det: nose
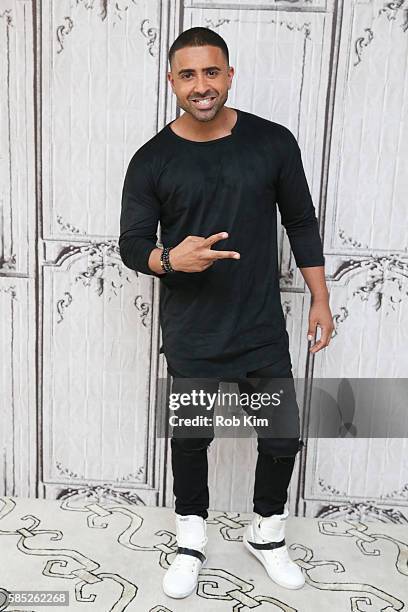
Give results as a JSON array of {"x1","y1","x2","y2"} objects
[{"x1": 193, "y1": 74, "x2": 213, "y2": 96}]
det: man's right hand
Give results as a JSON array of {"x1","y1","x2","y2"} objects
[{"x1": 169, "y1": 232, "x2": 240, "y2": 272}]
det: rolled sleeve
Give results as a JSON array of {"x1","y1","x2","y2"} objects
[
  {"x1": 276, "y1": 130, "x2": 325, "y2": 268},
  {"x1": 119, "y1": 152, "x2": 162, "y2": 277}
]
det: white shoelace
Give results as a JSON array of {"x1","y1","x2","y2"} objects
[{"x1": 172, "y1": 553, "x2": 201, "y2": 574}]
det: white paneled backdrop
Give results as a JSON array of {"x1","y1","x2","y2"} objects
[{"x1": 1, "y1": 0, "x2": 407, "y2": 522}]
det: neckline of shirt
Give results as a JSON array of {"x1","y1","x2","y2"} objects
[{"x1": 165, "y1": 108, "x2": 242, "y2": 145}]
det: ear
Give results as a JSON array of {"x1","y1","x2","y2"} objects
[
  {"x1": 227, "y1": 66, "x2": 235, "y2": 88},
  {"x1": 167, "y1": 72, "x2": 175, "y2": 91}
]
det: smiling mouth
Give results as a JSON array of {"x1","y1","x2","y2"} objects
[{"x1": 190, "y1": 96, "x2": 217, "y2": 109}]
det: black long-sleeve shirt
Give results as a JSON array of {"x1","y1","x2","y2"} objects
[{"x1": 119, "y1": 108, "x2": 325, "y2": 377}]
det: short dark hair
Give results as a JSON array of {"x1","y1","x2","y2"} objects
[{"x1": 168, "y1": 27, "x2": 229, "y2": 68}]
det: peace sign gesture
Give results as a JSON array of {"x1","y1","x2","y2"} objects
[{"x1": 169, "y1": 232, "x2": 240, "y2": 272}]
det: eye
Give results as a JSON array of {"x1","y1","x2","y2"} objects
[{"x1": 208, "y1": 70, "x2": 218, "y2": 76}]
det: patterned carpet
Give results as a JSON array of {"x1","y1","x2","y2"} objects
[{"x1": 0, "y1": 495, "x2": 407, "y2": 611}]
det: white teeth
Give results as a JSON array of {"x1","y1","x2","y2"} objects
[{"x1": 193, "y1": 97, "x2": 214, "y2": 106}]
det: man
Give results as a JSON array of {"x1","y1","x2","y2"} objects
[{"x1": 119, "y1": 27, "x2": 333, "y2": 598}]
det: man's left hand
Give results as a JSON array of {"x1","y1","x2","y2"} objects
[{"x1": 307, "y1": 297, "x2": 334, "y2": 353}]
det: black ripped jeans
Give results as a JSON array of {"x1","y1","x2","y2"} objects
[{"x1": 168, "y1": 354, "x2": 304, "y2": 520}]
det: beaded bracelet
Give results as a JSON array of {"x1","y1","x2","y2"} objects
[{"x1": 160, "y1": 247, "x2": 175, "y2": 273}]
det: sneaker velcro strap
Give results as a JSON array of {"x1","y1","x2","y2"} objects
[
  {"x1": 177, "y1": 546, "x2": 206, "y2": 563},
  {"x1": 247, "y1": 538, "x2": 285, "y2": 550}
]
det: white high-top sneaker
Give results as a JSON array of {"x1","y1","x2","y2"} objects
[
  {"x1": 243, "y1": 508, "x2": 305, "y2": 589},
  {"x1": 162, "y1": 514, "x2": 208, "y2": 598}
]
